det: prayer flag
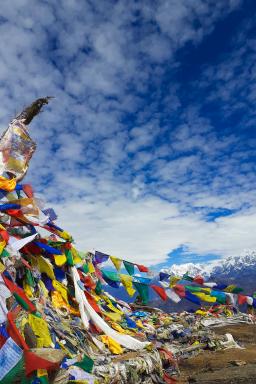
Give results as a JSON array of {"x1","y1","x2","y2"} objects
[
  {"x1": 120, "y1": 274, "x2": 136, "y2": 297},
  {"x1": 151, "y1": 285, "x2": 167, "y2": 301},
  {"x1": 193, "y1": 275, "x2": 204, "y2": 285},
  {"x1": 74, "y1": 354, "x2": 94, "y2": 373},
  {"x1": 94, "y1": 251, "x2": 109, "y2": 264},
  {"x1": 133, "y1": 282, "x2": 149, "y2": 304},
  {"x1": 185, "y1": 291, "x2": 201, "y2": 305},
  {"x1": 159, "y1": 272, "x2": 170, "y2": 281},
  {"x1": 110, "y1": 256, "x2": 122, "y2": 271},
  {"x1": 165, "y1": 288, "x2": 181, "y2": 303},
  {"x1": 123, "y1": 261, "x2": 134, "y2": 275},
  {"x1": 136, "y1": 264, "x2": 149, "y2": 273}
]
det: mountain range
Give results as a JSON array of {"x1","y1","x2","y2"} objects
[
  {"x1": 151, "y1": 250, "x2": 256, "y2": 311},
  {"x1": 161, "y1": 250, "x2": 256, "y2": 295}
]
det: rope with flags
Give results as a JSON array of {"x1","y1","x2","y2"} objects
[{"x1": 92, "y1": 250, "x2": 256, "y2": 308}]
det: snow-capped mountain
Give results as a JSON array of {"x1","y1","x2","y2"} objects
[
  {"x1": 149, "y1": 250, "x2": 256, "y2": 312},
  {"x1": 211, "y1": 251, "x2": 256, "y2": 276},
  {"x1": 161, "y1": 250, "x2": 256, "y2": 294},
  {"x1": 162, "y1": 262, "x2": 211, "y2": 279}
]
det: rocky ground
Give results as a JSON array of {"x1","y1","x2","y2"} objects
[{"x1": 178, "y1": 324, "x2": 256, "y2": 384}]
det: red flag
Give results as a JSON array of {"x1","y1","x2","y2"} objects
[
  {"x1": 84, "y1": 290, "x2": 101, "y2": 314},
  {"x1": 151, "y1": 285, "x2": 168, "y2": 301},
  {"x1": 0, "y1": 229, "x2": 9, "y2": 242},
  {"x1": 136, "y1": 264, "x2": 149, "y2": 273},
  {"x1": 193, "y1": 275, "x2": 204, "y2": 285},
  {"x1": 83, "y1": 275, "x2": 96, "y2": 289},
  {"x1": 173, "y1": 284, "x2": 186, "y2": 297},
  {"x1": 238, "y1": 294, "x2": 247, "y2": 305},
  {"x1": 23, "y1": 242, "x2": 41, "y2": 254},
  {"x1": 64, "y1": 242, "x2": 72, "y2": 249},
  {"x1": 24, "y1": 350, "x2": 60, "y2": 376},
  {"x1": 78, "y1": 270, "x2": 96, "y2": 289},
  {"x1": 5, "y1": 209, "x2": 22, "y2": 216}
]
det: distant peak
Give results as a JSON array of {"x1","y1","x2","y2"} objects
[{"x1": 162, "y1": 250, "x2": 256, "y2": 278}]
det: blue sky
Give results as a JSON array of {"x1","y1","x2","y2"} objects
[{"x1": 0, "y1": 0, "x2": 256, "y2": 268}]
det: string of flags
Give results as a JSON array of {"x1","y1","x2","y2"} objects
[
  {"x1": 93, "y1": 250, "x2": 256, "y2": 308},
  {"x1": 94, "y1": 250, "x2": 149, "y2": 274}
]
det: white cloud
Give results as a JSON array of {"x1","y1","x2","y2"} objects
[{"x1": 53, "y1": 194, "x2": 256, "y2": 266}]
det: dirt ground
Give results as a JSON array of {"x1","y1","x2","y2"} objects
[{"x1": 178, "y1": 324, "x2": 256, "y2": 384}]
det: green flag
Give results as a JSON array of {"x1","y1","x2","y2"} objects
[
  {"x1": 13, "y1": 292, "x2": 30, "y2": 311},
  {"x1": 232, "y1": 287, "x2": 243, "y2": 294},
  {"x1": 65, "y1": 249, "x2": 74, "y2": 266},
  {"x1": 102, "y1": 270, "x2": 120, "y2": 282},
  {"x1": 133, "y1": 282, "x2": 149, "y2": 304},
  {"x1": 123, "y1": 261, "x2": 134, "y2": 275},
  {"x1": 26, "y1": 269, "x2": 35, "y2": 287},
  {"x1": 185, "y1": 285, "x2": 202, "y2": 292},
  {"x1": 95, "y1": 279, "x2": 102, "y2": 295},
  {"x1": 182, "y1": 273, "x2": 193, "y2": 281},
  {"x1": 0, "y1": 248, "x2": 10, "y2": 258},
  {"x1": 83, "y1": 263, "x2": 89, "y2": 274},
  {"x1": 74, "y1": 354, "x2": 94, "y2": 373}
]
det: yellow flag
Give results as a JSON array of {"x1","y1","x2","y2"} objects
[
  {"x1": 91, "y1": 293, "x2": 101, "y2": 302},
  {"x1": 107, "y1": 302, "x2": 123, "y2": 314},
  {"x1": 136, "y1": 320, "x2": 144, "y2": 329},
  {"x1": 88, "y1": 261, "x2": 95, "y2": 273},
  {"x1": 224, "y1": 285, "x2": 236, "y2": 293},
  {"x1": 52, "y1": 280, "x2": 69, "y2": 303},
  {"x1": 58, "y1": 230, "x2": 72, "y2": 241},
  {"x1": 23, "y1": 282, "x2": 33, "y2": 297},
  {"x1": 0, "y1": 261, "x2": 5, "y2": 273},
  {"x1": 111, "y1": 322, "x2": 133, "y2": 335},
  {"x1": 0, "y1": 241, "x2": 6, "y2": 255},
  {"x1": 110, "y1": 256, "x2": 122, "y2": 271},
  {"x1": 38, "y1": 280, "x2": 49, "y2": 297},
  {"x1": 37, "y1": 369, "x2": 48, "y2": 378},
  {"x1": 0, "y1": 176, "x2": 16, "y2": 191},
  {"x1": 101, "y1": 335, "x2": 123, "y2": 354},
  {"x1": 194, "y1": 292, "x2": 216, "y2": 303},
  {"x1": 120, "y1": 274, "x2": 136, "y2": 297},
  {"x1": 28, "y1": 314, "x2": 53, "y2": 348},
  {"x1": 204, "y1": 295, "x2": 216, "y2": 303},
  {"x1": 54, "y1": 254, "x2": 67, "y2": 267},
  {"x1": 103, "y1": 311, "x2": 122, "y2": 322},
  {"x1": 71, "y1": 247, "x2": 82, "y2": 264},
  {"x1": 195, "y1": 309, "x2": 207, "y2": 316},
  {"x1": 37, "y1": 256, "x2": 55, "y2": 280},
  {"x1": 170, "y1": 276, "x2": 180, "y2": 288},
  {"x1": 201, "y1": 287, "x2": 211, "y2": 293}
]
